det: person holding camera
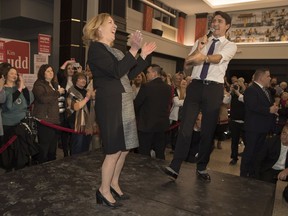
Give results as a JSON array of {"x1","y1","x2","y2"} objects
[
  {"x1": 228, "y1": 77, "x2": 246, "y2": 165},
  {"x1": 57, "y1": 59, "x2": 82, "y2": 92},
  {"x1": 57, "y1": 60, "x2": 83, "y2": 157}
]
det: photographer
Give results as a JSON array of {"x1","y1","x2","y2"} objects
[
  {"x1": 228, "y1": 77, "x2": 246, "y2": 165},
  {"x1": 57, "y1": 60, "x2": 82, "y2": 91}
]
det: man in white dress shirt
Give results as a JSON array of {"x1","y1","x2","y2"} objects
[{"x1": 162, "y1": 11, "x2": 237, "y2": 182}]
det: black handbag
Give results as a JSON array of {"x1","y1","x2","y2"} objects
[{"x1": 17, "y1": 111, "x2": 39, "y2": 164}]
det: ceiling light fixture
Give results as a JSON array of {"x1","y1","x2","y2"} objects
[
  {"x1": 140, "y1": 0, "x2": 176, "y2": 18},
  {"x1": 203, "y1": 0, "x2": 260, "y2": 8}
]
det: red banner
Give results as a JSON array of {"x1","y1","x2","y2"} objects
[
  {"x1": 0, "y1": 38, "x2": 30, "y2": 74},
  {"x1": 0, "y1": 40, "x2": 6, "y2": 62},
  {"x1": 38, "y1": 34, "x2": 51, "y2": 55}
]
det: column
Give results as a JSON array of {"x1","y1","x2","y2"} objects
[
  {"x1": 177, "y1": 12, "x2": 186, "y2": 44},
  {"x1": 59, "y1": 0, "x2": 87, "y2": 67},
  {"x1": 195, "y1": 13, "x2": 208, "y2": 42},
  {"x1": 142, "y1": 0, "x2": 153, "y2": 32}
]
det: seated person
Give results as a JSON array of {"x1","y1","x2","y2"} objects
[{"x1": 254, "y1": 123, "x2": 288, "y2": 184}]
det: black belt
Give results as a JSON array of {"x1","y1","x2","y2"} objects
[{"x1": 193, "y1": 79, "x2": 222, "y2": 85}]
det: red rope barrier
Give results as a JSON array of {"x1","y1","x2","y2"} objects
[
  {"x1": 38, "y1": 120, "x2": 84, "y2": 134},
  {"x1": 38, "y1": 118, "x2": 182, "y2": 135},
  {"x1": 167, "y1": 121, "x2": 181, "y2": 132},
  {"x1": 0, "y1": 119, "x2": 179, "y2": 154},
  {"x1": 37, "y1": 119, "x2": 98, "y2": 135},
  {"x1": 0, "y1": 135, "x2": 17, "y2": 154}
]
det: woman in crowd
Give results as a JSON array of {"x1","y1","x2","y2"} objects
[
  {"x1": 213, "y1": 87, "x2": 230, "y2": 149},
  {"x1": 0, "y1": 63, "x2": 8, "y2": 137},
  {"x1": 0, "y1": 63, "x2": 8, "y2": 169},
  {"x1": 131, "y1": 72, "x2": 146, "y2": 98},
  {"x1": 160, "y1": 70, "x2": 172, "y2": 86},
  {"x1": 66, "y1": 72, "x2": 96, "y2": 155},
  {"x1": 275, "y1": 91, "x2": 288, "y2": 134},
  {"x1": 82, "y1": 13, "x2": 156, "y2": 208},
  {"x1": 84, "y1": 64, "x2": 93, "y2": 91},
  {"x1": 57, "y1": 60, "x2": 79, "y2": 157},
  {"x1": 169, "y1": 79, "x2": 187, "y2": 152},
  {"x1": 1, "y1": 66, "x2": 34, "y2": 171},
  {"x1": 57, "y1": 59, "x2": 81, "y2": 91},
  {"x1": 32, "y1": 64, "x2": 65, "y2": 163},
  {"x1": 83, "y1": 64, "x2": 100, "y2": 151}
]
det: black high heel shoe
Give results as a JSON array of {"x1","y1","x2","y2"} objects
[
  {"x1": 96, "y1": 189, "x2": 123, "y2": 208},
  {"x1": 110, "y1": 187, "x2": 130, "y2": 200}
]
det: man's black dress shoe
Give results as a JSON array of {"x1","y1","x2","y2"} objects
[
  {"x1": 110, "y1": 187, "x2": 130, "y2": 200},
  {"x1": 161, "y1": 166, "x2": 178, "y2": 180},
  {"x1": 229, "y1": 159, "x2": 237, "y2": 165},
  {"x1": 196, "y1": 170, "x2": 211, "y2": 182},
  {"x1": 96, "y1": 189, "x2": 123, "y2": 208}
]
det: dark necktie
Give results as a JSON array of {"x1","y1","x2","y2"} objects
[
  {"x1": 200, "y1": 39, "x2": 219, "y2": 80},
  {"x1": 262, "y1": 87, "x2": 271, "y2": 102}
]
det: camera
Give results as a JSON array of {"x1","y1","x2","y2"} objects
[
  {"x1": 233, "y1": 84, "x2": 239, "y2": 90},
  {"x1": 73, "y1": 62, "x2": 80, "y2": 69}
]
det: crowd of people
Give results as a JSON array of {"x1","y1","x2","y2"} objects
[{"x1": 0, "y1": 11, "x2": 287, "y2": 208}]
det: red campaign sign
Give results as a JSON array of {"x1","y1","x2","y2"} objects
[
  {"x1": 38, "y1": 34, "x2": 51, "y2": 55},
  {"x1": 0, "y1": 38, "x2": 30, "y2": 74},
  {"x1": 0, "y1": 40, "x2": 6, "y2": 62}
]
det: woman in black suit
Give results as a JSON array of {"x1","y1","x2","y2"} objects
[{"x1": 82, "y1": 13, "x2": 156, "y2": 208}]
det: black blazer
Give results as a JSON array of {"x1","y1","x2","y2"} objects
[
  {"x1": 134, "y1": 77, "x2": 171, "y2": 132},
  {"x1": 254, "y1": 136, "x2": 288, "y2": 178},
  {"x1": 244, "y1": 82, "x2": 275, "y2": 133},
  {"x1": 87, "y1": 42, "x2": 148, "y2": 98}
]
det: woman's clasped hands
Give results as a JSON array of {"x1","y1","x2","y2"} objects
[
  {"x1": 130, "y1": 30, "x2": 143, "y2": 51},
  {"x1": 129, "y1": 30, "x2": 157, "y2": 59}
]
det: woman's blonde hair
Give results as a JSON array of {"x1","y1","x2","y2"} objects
[{"x1": 82, "y1": 13, "x2": 111, "y2": 46}]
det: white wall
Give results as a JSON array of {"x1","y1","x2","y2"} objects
[
  {"x1": 152, "y1": 56, "x2": 177, "y2": 75},
  {"x1": 234, "y1": 42, "x2": 288, "y2": 59}
]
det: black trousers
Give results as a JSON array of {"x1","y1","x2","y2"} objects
[
  {"x1": 230, "y1": 120, "x2": 245, "y2": 160},
  {"x1": 1, "y1": 125, "x2": 18, "y2": 170},
  {"x1": 240, "y1": 131, "x2": 267, "y2": 177},
  {"x1": 37, "y1": 122, "x2": 58, "y2": 163},
  {"x1": 138, "y1": 131, "x2": 166, "y2": 160},
  {"x1": 169, "y1": 80, "x2": 224, "y2": 172},
  {"x1": 258, "y1": 168, "x2": 281, "y2": 184}
]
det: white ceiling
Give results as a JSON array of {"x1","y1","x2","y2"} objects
[{"x1": 160, "y1": 0, "x2": 288, "y2": 15}]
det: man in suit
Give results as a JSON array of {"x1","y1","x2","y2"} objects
[
  {"x1": 240, "y1": 68, "x2": 279, "y2": 178},
  {"x1": 134, "y1": 64, "x2": 172, "y2": 160},
  {"x1": 162, "y1": 11, "x2": 237, "y2": 182},
  {"x1": 254, "y1": 123, "x2": 288, "y2": 184}
]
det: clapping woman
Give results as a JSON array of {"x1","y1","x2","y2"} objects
[
  {"x1": 1, "y1": 67, "x2": 34, "y2": 171},
  {"x1": 82, "y1": 13, "x2": 156, "y2": 208},
  {"x1": 66, "y1": 72, "x2": 96, "y2": 155}
]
